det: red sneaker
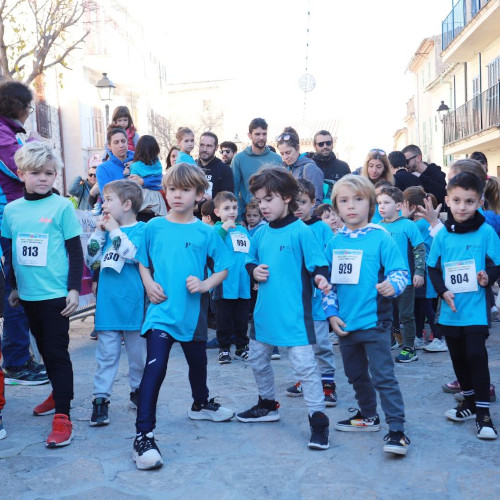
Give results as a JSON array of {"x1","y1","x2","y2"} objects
[
  {"x1": 46, "y1": 414, "x2": 73, "y2": 448},
  {"x1": 33, "y1": 392, "x2": 55, "y2": 416},
  {"x1": 442, "y1": 380, "x2": 461, "y2": 393}
]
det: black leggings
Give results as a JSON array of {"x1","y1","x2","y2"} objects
[{"x1": 414, "y1": 298, "x2": 438, "y2": 338}]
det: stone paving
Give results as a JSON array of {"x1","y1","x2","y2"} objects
[{"x1": 1, "y1": 317, "x2": 500, "y2": 499}]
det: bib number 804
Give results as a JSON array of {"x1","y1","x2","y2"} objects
[
  {"x1": 450, "y1": 273, "x2": 469, "y2": 285},
  {"x1": 338, "y1": 263, "x2": 352, "y2": 274}
]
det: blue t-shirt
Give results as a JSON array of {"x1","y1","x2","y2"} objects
[
  {"x1": 175, "y1": 152, "x2": 196, "y2": 166},
  {"x1": 130, "y1": 160, "x2": 163, "y2": 178},
  {"x1": 427, "y1": 222, "x2": 500, "y2": 326},
  {"x1": 379, "y1": 217, "x2": 423, "y2": 285},
  {"x1": 1, "y1": 194, "x2": 82, "y2": 301},
  {"x1": 213, "y1": 223, "x2": 251, "y2": 300},
  {"x1": 137, "y1": 217, "x2": 233, "y2": 341},
  {"x1": 325, "y1": 227, "x2": 407, "y2": 332},
  {"x1": 94, "y1": 223, "x2": 146, "y2": 331},
  {"x1": 415, "y1": 218, "x2": 436, "y2": 299},
  {"x1": 246, "y1": 218, "x2": 328, "y2": 346},
  {"x1": 371, "y1": 204, "x2": 382, "y2": 224}
]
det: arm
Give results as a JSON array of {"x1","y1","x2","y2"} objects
[
  {"x1": 186, "y1": 269, "x2": 228, "y2": 293},
  {"x1": 68, "y1": 176, "x2": 84, "y2": 197},
  {"x1": 86, "y1": 229, "x2": 107, "y2": 269},
  {"x1": 139, "y1": 262, "x2": 167, "y2": 304},
  {"x1": 61, "y1": 236, "x2": 84, "y2": 316},
  {"x1": 107, "y1": 227, "x2": 139, "y2": 261}
]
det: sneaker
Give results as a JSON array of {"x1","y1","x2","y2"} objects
[
  {"x1": 188, "y1": 398, "x2": 234, "y2": 422},
  {"x1": 130, "y1": 389, "x2": 139, "y2": 410},
  {"x1": 46, "y1": 414, "x2": 73, "y2": 447},
  {"x1": 0, "y1": 413, "x2": 6, "y2": 440},
  {"x1": 414, "y1": 337, "x2": 426, "y2": 350},
  {"x1": 271, "y1": 346, "x2": 281, "y2": 360},
  {"x1": 3, "y1": 358, "x2": 49, "y2": 386},
  {"x1": 234, "y1": 346, "x2": 249, "y2": 361},
  {"x1": 133, "y1": 432, "x2": 163, "y2": 470},
  {"x1": 33, "y1": 392, "x2": 55, "y2": 416},
  {"x1": 90, "y1": 397, "x2": 110, "y2": 426},
  {"x1": 236, "y1": 396, "x2": 280, "y2": 422},
  {"x1": 390, "y1": 338, "x2": 400, "y2": 350},
  {"x1": 206, "y1": 337, "x2": 220, "y2": 349},
  {"x1": 322, "y1": 381, "x2": 337, "y2": 407},
  {"x1": 476, "y1": 413, "x2": 498, "y2": 440},
  {"x1": 423, "y1": 338, "x2": 448, "y2": 352},
  {"x1": 218, "y1": 349, "x2": 231, "y2": 365},
  {"x1": 308, "y1": 411, "x2": 330, "y2": 450},
  {"x1": 445, "y1": 400, "x2": 476, "y2": 421},
  {"x1": 383, "y1": 430, "x2": 410, "y2": 455},
  {"x1": 395, "y1": 346, "x2": 418, "y2": 363},
  {"x1": 330, "y1": 333, "x2": 339, "y2": 345},
  {"x1": 442, "y1": 379, "x2": 461, "y2": 393},
  {"x1": 455, "y1": 384, "x2": 496, "y2": 403},
  {"x1": 335, "y1": 408, "x2": 381, "y2": 432},
  {"x1": 89, "y1": 329, "x2": 98, "y2": 340},
  {"x1": 285, "y1": 381, "x2": 303, "y2": 397}
]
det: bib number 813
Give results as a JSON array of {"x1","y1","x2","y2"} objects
[
  {"x1": 450, "y1": 273, "x2": 468, "y2": 285},
  {"x1": 338, "y1": 263, "x2": 352, "y2": 274},
  {"x1": 22, "y1": 246, "x2": 38, "y2": 257}
]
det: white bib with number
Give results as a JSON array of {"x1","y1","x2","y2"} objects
[
  {"x1": 101, "y1": 247, "x2": 125, "y2": 273},
  {"x1": 444, "y1": 259, "x2": 478, "y2": 294},
  {"x1": 16, "y1": 233, "x2": 48, "y2": 267},
  {"x1": 331, "y1": 249, "x2": 363, "y2": 284},
  {"x1": 230, "y1": 231, "x2": 250, "y2": 253}
]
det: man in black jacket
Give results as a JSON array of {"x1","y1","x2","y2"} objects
[
  {"x1": 389, "y1": 151, "x2": 422, "y2": 192},
  {"x1": 402, "y1": 145, "x2": 447, "y2": 205},
  {"x1": 307, "y1": 130, "x2": 350, "y2": 203}
]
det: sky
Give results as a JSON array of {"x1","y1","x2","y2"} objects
[{"x1": 134, "y1": 0, "x2": 454, "y2": 166}]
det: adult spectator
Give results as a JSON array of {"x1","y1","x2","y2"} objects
[
  {"x1": 219, "y1": 141, "x2": 237, "y2": 165},
  {"x1": 470, "y1": 151, "x2": 488, "y2": 173},
  {"x1": 361, "y1": 149, "x2": 394, "y2": 185},
  {"x1": 389, "y1": 150, "x2": 421, "y2": 192},
  {"x1": 68, "y1": 165, "x2": 97, "y2": 210},
  {"x1": 166, "y1": 145, "x2": 179, "y2": 169},
  {"x1": 232, "y1": 117, "x2": 282, "y2": 219},
  {"x1": 307, "y1": 130, "x2": 350, "y2": 203},
  {"x1": 402, "y1": 144, "x2": 446, "y2": 206},
  {"x1": 0, "y1": 80, "x2": 48, "y2": 384}
]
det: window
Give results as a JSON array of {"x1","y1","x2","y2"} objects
[
  {"x1": 487, "y1": 56, "x2": 500, "y2": 87},
  {"x1": 36, "y1": 100, "x2": 52, "y2": 139},
  {"x1": 472, "y1": 76, "x2": 480, "y2": 96},
  {"x1": 91, "y1": 107, "x2": 104, "y2": 149}
]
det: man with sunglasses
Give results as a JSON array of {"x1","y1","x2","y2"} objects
[
  {"x1": 219, "y1": 141, "x2": 237, "y2": 166},
  {"x1": 68, "y1": 165, "x2": 98, "y2": 210},
  {"x1": 402, "y1": 145, "x2": 446, "y2": 206},
  {"x1": 307, "y1": 130, "x2": 350, "y2": 203}
]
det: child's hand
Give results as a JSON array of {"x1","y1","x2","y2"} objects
[
  {"x1": 222, "y1": 220, "x2": 236, "y2": 231},
  {"x1": 442, "y1": 291, "x2": 456, "y2": 312},
  {"x1": 252, "y1": 283, "x2": 259, "y2": 291},
  {"x1": 123, "y1": 165, "x2": 130, "y2": 176},
  {"x1": 129, "y1": 174, "x2": 144, "y2": 186},
  {"x1": 477, "y1": 270, "x2": 489, "y2": 287},
  {"x1": 375, "y1": 280, "x2": 396, "y2": 297},
  {"x1": 253, "y1": 264, "x2": 269, "y2": 282},
  {"x1": 97, "y1": 215, "x2": 107, "y2": 231},
  {"x1": 315, "y1": 275, "x2": 332, "y2": 293},
  {"x1": 92, "y1": 281, "x2": 98, "y2": 296},
  {"x1": 328, "y1": 316, "x2": 348, "y2": 336},
  {"x1": 61, "y1": 289, "x2": 79, "y2": 317},
  {"x1": 102, "y1": 213, "x2": 119, "y2": 232},
  {"x1": 8, "y1": 289, "x2": 20, "y2": 308},
  {"x1": 146, "y1": 281, "x2": 167, "y2": 304},
  {"x1": 413, "y1": 275, "x2": 424, "y2": 288},
  {"x1": 415, "y1": 198, "x2": 442, "y2": 227},
  {"x1": 186, "y1": 275, "x2": 208, "y2": 294}
]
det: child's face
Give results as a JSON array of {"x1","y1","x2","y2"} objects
[
  {"x1": 321, "y1": 209, "x2": 342, "y2": 231},
  {"x1": 445, "y1": 186, "x2": 481, "y2": 223},
  {"x1": 166, "y1": 183, "x2": 201, "y2": 215},
  {"x1": 246, "y1": 208, "x2": 262, "y2": 227},
  {"x1": 179, "y1": 134, "x2": 195, "y2": 154},
  {"x1": 102, "y1": 190, "x2": 129, "y2": 221},
  {"x1": 19, "y1": 161, "x2": 57, "y2": 195},
  {"x1": 377, "y1": 194, "x2": 401, "y2": 220},
  {"x1": 335, "y1": 186, "x2": 370, "y2": 230},
  {"x1": 294, "y1": 193, "x2": 314, "y2": 221},
  {"x1": 115, "y1": 116, "x2": 129, "y2": 129},
  {"x1": 215, "y1": 199, "x2": 238, "y2": 223},
  {"x1": 254, "y1": 188, "x2": 289, "y2": 222}
]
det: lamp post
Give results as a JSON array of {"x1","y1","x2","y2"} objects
[
  {"x1": 437, "y1": 100, "x2": 450, "y2": 166},
  {"x1": 95, "y1": 73, "x2": 115, "y2": 127}
]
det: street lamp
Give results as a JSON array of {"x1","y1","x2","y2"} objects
[
  {"x1": 95, "y1": 72, "x2": 115, "y2": 127},
  {"x1": 437, "y1": 100, "x2": 450, "y2": 122}
]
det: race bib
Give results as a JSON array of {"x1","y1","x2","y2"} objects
[
  {"x1": 230, "y1": 231, "x2": 250, "y2": 253},
  {"x1": 331, "y1": 249, "x2": 362, "y2": 284},
  {"x1": 16, "y1": 233, "x2": 48, "y2": 266},
  {"x1": 444, "y1": 259, "x2": 478, "y2": 294},
  {"x1": 101, "y1": 247, "x2": 125, "y2": 273}
]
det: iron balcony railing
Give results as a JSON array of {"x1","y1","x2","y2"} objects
[{"x1": 443, "y1": 82, "x2": 500, "y2": 145}]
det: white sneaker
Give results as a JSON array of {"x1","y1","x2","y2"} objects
[
  {"x1": 188, "y1": 399, "x2": 234, "y2": 422},
  {"x1": 414, "y1": 337, "x2": 426, "y2": 350},
  {"x1": 133, "y1": 432, "x2": 163, "y2": 470},
  {"x1": 424, "y1": 338, "x2": 448, "y2": 352}
]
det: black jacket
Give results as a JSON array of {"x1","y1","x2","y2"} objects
[
  {"x1": 198, "y1": 156, "x2": 234, "y2": 197},
  {"x1": 419, "y1": 163, "x2": 447, "y2": 206},
  {"x1": 394, "y1": 168, "x2": 423, "y2": 192},
  {"x1": 306, "y1": 152, "x2": 350, "y2": 202}
]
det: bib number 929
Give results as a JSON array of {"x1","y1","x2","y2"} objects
[{"x1": 338, "y1": 263, "x2": 352, "y2": 274}]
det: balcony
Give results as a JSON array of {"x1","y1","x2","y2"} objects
[{"x1": 443, "y1": 82, "x2": 500, "y2": 145}]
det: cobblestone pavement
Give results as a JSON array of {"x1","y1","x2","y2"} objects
[{"x1": 1, "y1": 317, "x2": 499, "y2": 499}]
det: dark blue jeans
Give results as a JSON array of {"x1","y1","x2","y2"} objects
[
  {"x1": 0, "y1": 236, "x2": 31, "y2": 368},
  {"x1": 135, "y1": 329, "x2": 209, "y2": 433}
]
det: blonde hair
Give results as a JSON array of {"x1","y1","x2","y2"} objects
[
  {"x1": 14, "y1": 142, "x2": 61, "y2": 173},
  {"x1": 162, "y1": 162, "x2": 209, "y2": 194},
  {"x1": 361, "y1": 151, "x2": 394, "y2": 185},
  {"x1": 331, "y1": 174, "x2": 376, "y2": 221}
]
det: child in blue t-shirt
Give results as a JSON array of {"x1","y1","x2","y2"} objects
[
  {"x1": 323, "y1": 175, "x2": 411, "y2": 456},
  {"x1": 1, "y1": 142, "x2": 83, "y2": 448},
  {"x1": 285, "y1": 179, "x2": 337, "y2": 406},
  {"x1": 132, "y1": 163, "x2": 234, "y2": 470},
  {"x1": 174, "y1": 127, "x2": 197, "y2": 166},
  {"x1": 428, "y1": 172, "x2": 500, "y2": 440},
  {"x1": 236, "y1": 167, "x2": 332, "y2": 451},
  {"x1": 86, "y1": 179, "x2": 147, "y2": 427},
  {"x1": 213, "y1": 191, "x2": 251, "y2": 363},
  {"x1": 245, "y1": 199, "x2": 267, "y2": 237},
  {"x1": 378, "y1": 186, "x2": 425, "y2": 363}
]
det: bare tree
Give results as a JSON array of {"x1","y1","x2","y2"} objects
[
  {"x1": 198, "y1": 99, "x2": 224, "y2": 135},
  {"x1": 148, "y1": 109, "x2": 177, "y2": 155},
  {"x1": 0, "y1": 0, "x2": 93, "y2": 84}
]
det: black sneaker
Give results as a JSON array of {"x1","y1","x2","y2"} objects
[
  {"x1": 236, "y1": 396, "x2": 280, "y2": 422},
  {"x1": 271, "y1": 346, "x2": 281, "y2": 360},
  {"x1": 89, "y1": 329, "x2": 98, "y2": 340},
  {"x1": 308, "y1": 411, "x2": 330, "y2": 450},
  {"x1": 130, "y1": 389, "x2": 139, "y2": 410},
  {"x1": 234, "y1": 346, "x2": 249, "y2": 361},
  {"x1": 133, "y1": 432, "x2": 163, "y2": 470},
  {"x1": 476, "y1": 413, "x2": 498, "y2": 440},
  {"x1": 335, "y1": 408, "x2": 381, "y2": 432},
  {"x1": 90, "y1": 397, "x2": 110, "y2": 426},
  {"x1": 218, "y1": 349, "x2": 231, "y2": 364},
  {"x1": 3, "y1": 358, "x2": 49, "y2": 386},
  {"x1": 445, "y1": 400, "x2": 476, "y2": 422},
  {"x1": 383, "y1": 430, "x2": 410, "y2": 455},
  {"x1": 322, "y1": 381, "x2": 337, "y2": 407}
]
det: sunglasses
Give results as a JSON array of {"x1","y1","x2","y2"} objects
[
  {"x1": 405, "y1": 154, "x2": 418, "y2": 164},
  {"x1": 220, "y1": 149, "x2": 232, "y2": 155},
  {"x1": 276, "y1": 133, "x2": 292, "y2": 142},
  {"x1": 88, "y1": 173, "x2": 96, "y2": 178},
  {"x1": 316, "y1": 141, "x2": 333, "y2": 147},
  {"x1": 369, "y1": 148, "x2": 386, "y2": 155}
]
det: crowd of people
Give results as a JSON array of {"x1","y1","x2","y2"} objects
[{"x1": 0, "y1": 80, "x2": 499, "y2": 472}]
